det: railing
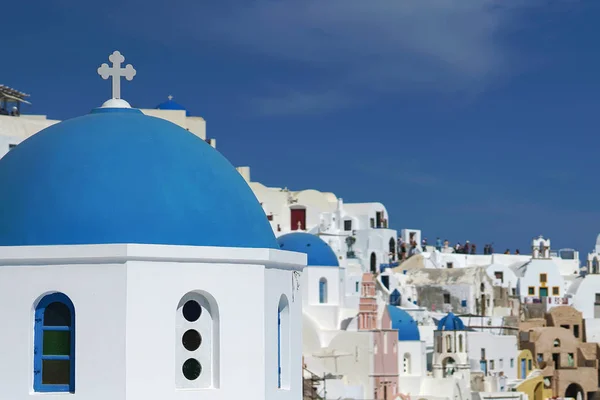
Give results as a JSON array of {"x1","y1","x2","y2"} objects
[
  {"x1": 379, "y1": 261, "x2": 400, "y2": 271},
  {"x1": 522, "y1": 296, "x2": 571, "y2": 305}
]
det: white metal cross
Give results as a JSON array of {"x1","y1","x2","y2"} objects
[
  {"x1": 97, "y1": 51, "x2": 136, "y2": 100},
  {"x1": 168, "y1": 95, "x2": 173, "y2": 101}
]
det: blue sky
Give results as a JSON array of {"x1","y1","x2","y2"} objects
[{"x1": 3, "y1": 0, "x2": 600, "y2": 254}]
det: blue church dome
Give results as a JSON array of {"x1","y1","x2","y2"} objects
[
  {"x1": 277, "y1": 232, "x2": 339, "y2": 267},
  {"x1": 155, "y1": 97, "x2": 190, "y2": 116},
  {"x1": 437, "y1": 312, "x2": 465, "y2": 331},
  {"x1": 387, "y1": 306, "x2": 420, "y2": 341},
  {"x1": 0, "y1": 107, "x2": 277, "y2": 248}
]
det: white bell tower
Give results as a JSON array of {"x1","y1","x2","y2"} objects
[
  {"x1": 532, "y1": 235, "x2": 551, "y2": 259},
  {"x1": 432, "y1": 314, "x2": 470, "y2": 386}
]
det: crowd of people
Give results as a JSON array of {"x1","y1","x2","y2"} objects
[
  {"x1": 396, "y1": 237, "x2": 418, "y2": 260},
  {"x1": 396, "y1": 235, "x2": 521, "y2": 261}
]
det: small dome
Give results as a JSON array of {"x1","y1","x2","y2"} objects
[
  {"x1": 0, "y1": 107, "x2": 276, "y2": 248},
  {"x1": 277, "y1": 232, "x2": 339, "y2": 267},
  {"x1": 155, "y1": 97, "x2": 190, "y2": 116},
  {"x1": 387, "y1": 306, "x2": 420, "y2": 341},
  {"x1": 437, "y1": 312, "x2": 465, "y2": 331}
]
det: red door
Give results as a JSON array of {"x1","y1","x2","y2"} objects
[{"x1": 291, "y1": 208, "x2": 306, "y2": 230}]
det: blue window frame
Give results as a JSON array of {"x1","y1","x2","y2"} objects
[
  {"x1": 34, "y1": 293, "x2": 75, "y2": 393},
  {"x1": 319, "y1": 278, "x2": 328, "y2": 304}
]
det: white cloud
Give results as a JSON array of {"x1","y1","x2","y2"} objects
[
  {"x1": 209, "y1": 1, "x2": 507, "y2": 75},
  {"x1": 111, "y1": 0, "x2": 575, "y2": 114}
]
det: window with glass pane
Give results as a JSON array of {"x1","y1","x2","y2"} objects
[{"x1": 34, "y1": 293, "x2": 75, "y2": 393}]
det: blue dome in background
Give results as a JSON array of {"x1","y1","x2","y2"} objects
[
  {"x1": 437, "y1": 312, "x2": 465, "y2": 331},
  {"x1": 155, "y1": 98, "x2": 190, "y2": 116},
  {"x1": 0, "y1": 107, "x2": 277, "y2": 248},
  {"x1": 387, "y1": 306, "x2": 421, "y2": 341},
  {"x1": 277, "y1": 232, "x2": 339, "y2": 267}
]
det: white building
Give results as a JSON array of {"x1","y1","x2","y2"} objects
[
  {"x1": 278, "y1": 232, "x2": 344, "y2": 331},
  {"x1": 394, "y1": 313, "x2": 526, "y2": 400},
  {"x1": 410, "y1": 235, "x2": 579, "y2": 278},
  {"x1": 0, "y1": 52, "x2": 305, "y2": 400},
  {"x1": 514, "y1": 239, "x2": 567, "y2": 307},
  {"x1": 467, "y1": 331, "x2": 518, "y2": 380},
  {"x1": 246, "y1": 178, "x2": 398, "y2": 274},
  {"x1": 486, "y1": 263, "x2": 519, "y2": 296},
  {"x1": 585, "y1": 234, "x2": 600, "y2": 274},
  {"x1": 387, "y1": 306, "x2": 427, "y2": 378},
  {"x1": 0, "y1": 113, "x2": 59, "y2": 157}
]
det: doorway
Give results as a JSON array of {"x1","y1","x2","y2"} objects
[
  {"x1": 389, "y1": 238, "x2": 396, "y2": 261},
  {"x1": 565, "y1": 383, "x2": 584, "y2": 400},
  {"x1": 480, "y1": 360, "x2": 487, "y2": 375},
  {"x1": 540, "y1": 287, "x2": 548, "y2": 297},
  {"x1": 290, "y1": 207, "x2": 306, "y2": 231},
  {"x1": 376, "y1": 212, "x2": 382, "y2": 228},
  {"x1": 370, "y1": 253, "x2": 377, "y2": 274},
  {"x1": 381, "y1": 275, "x2": 390, "y2": 290}
]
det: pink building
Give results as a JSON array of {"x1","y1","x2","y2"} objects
[{"x1": 359, "y1": 273, "x2": 399, "y2": 400}]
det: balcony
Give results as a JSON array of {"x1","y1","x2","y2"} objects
[
  {"x1": 523, "y1": 296, "x2": 571, "y2": 305},
  {"x1": 379, "y1": 261, "x2": 400, "y2": 271}
]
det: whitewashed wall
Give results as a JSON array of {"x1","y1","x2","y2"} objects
[
  {"x1": 467, "y1": 332, "x2": 518, "y2": 379},
  {"x1": 0, "y1": 244, "x2": 305, "y2": 400},
  {"x1": 571, "y1": 274, "x2": 600, "y2": 319},
  {"x1": 518, "y1": 259, "x2": 564, "y2": 299},
  {"x1": 302, "y1": 266, "x2": 340, "y2": 330},
  {"x1": 397, "y1": 340, "x2": 426, "y2": 377}
]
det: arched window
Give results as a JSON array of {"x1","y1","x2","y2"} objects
[
  {"x1": 403, "y1": 353, "x2": 412, "y2": 374},
  {"x1": 277, "y1": 295, "x2": 290, "y2": 389},
  {"x1": 553, "y1": 339, "x2": 560, "y2": 347},
  {"x1": 33, "y1": 292, "x2": 75, "y2": 393},
  {"x1": 176, "y1": 291, "x2": 220, "y2": 389},
  {"x1": 319, "y1": 278, "x2": 328, "y2": 304},
  {"x1": 593, "y1": 258, "x2": 599, "y2": 274},
  {"x1": 370, "y1": 253, "x2": 377, "y2": 274},
  {"x1": 458, "y1": 334, "x2": 463, "y2": 352},
  {"x1": 389, "y1": 289, "x2": 401, "y2": 306},
  {"x1": 446, "y1": 335, "x2": 452, "y2": 352}
]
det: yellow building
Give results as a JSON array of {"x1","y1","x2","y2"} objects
[
  {"x1": 515, "y1": 350, "x2": 551, "y2": 400},
  {"x1": 517, "y1": 349, "x2": 535, "y2": 379}
]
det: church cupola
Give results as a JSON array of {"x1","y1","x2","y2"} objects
[
  {"x1": 432, "y1": 313, "x2": 470, "y2": 382},
  {"x1": 0, "y1": 51, "x2": 306, "y2": 400}
]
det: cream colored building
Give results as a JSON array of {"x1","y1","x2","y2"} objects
[{"x1": 0, "y1": 96, "x2": 215, "y2": 159}]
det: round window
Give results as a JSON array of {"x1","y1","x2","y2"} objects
[
  {"x1": 182, "y1": 300, "x2": 202, "y2": 322},
  {"x1": 182, "y1": 358, "x2": 202, "y2": 380},
  {"x1": 182, "y1": 329, "x2": 202, "y2": 351}
]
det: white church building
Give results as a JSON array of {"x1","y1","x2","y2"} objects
[{"x1": 0, "y1": 51, "x2": 306, "y2": 400}]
